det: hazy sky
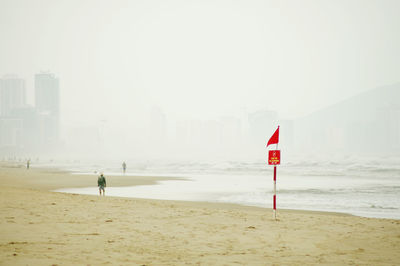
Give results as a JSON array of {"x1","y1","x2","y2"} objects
[{"x1": 1, "y1": 0, "x2": 399, "y2": 127}]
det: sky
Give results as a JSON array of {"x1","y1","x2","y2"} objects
[{"x1": 0, "y1": 0, "x2": 399, "y2": 128}]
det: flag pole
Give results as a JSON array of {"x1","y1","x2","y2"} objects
[
  {"x1": 274, "y1": 142, "x2": 278, "y2": 220},
  {"x1": 273, "y1": 165, "x2": 277, "y2": 220},
  {"x1": 267, "y1": 125, "x2": 280, "y2": 221}
]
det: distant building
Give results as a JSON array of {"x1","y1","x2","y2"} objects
[
  {"x1": 248, "y1": 110, "x2": 278, "y2": 147},
  {"x1": 0, "y1": 75, "x2": 26, "y2": 116},
  {"x1": 220, "y1": 116, "x2": 241, "y2": 148},
  {"x1": 35, "y1": 72, "x2": 59, "y2": 115},
  {"x1": 279, "y1": 119, "x2": 294, "y2": 151},
  {"x1": 0, "y1": 117, "x2": 23, "y2": 150},
  {"x1": 176, "y1": 120, "x2": 190, "y2": 147},
  {"x1": 174, "y1": 119, "x2": 222, "y2": 156},
  {"x1": 35, "y1": 72, "x2": 60, "y2": 146},
  {"x1": 148, "y1": 107, "x2": 167, "y2": 148},
  {"x1": 9, "y1": 106, "x2": 39, "y2": 151},
  {"x1": 0, "y1": 75, "x2": 27, "y2": 152},
  {"x1": 203, "y1": 119, "x2": 222, "y2": 148},
  {"x1": 0, "y1": 72, "x2": 61, "y2": 155}
]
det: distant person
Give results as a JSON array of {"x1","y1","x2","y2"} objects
[
  {"x1": 97, "y1": 173, "x2": 106, "y2": 196},
  {"x1": 26, "y1": 159, "x2": 30, "y2": 169},
  {"x1": 122, "y1": 162, "x2": 126, "y2": 174}
]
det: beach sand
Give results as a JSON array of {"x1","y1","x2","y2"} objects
[{"x1": 0, "y1": 163, "x2": 399, "y2": 265}]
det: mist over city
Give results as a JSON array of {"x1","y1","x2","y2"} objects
[
  {"x1": 1, "y1": 2, "x2": 400, "y2": 264},
  {"x1": 1, "y1": 0, "x2": 399, "y2": 161}
]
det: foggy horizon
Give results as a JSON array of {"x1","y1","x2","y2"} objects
[{"x1": 1, "y1": 0, "x2": 400, "y2": 160}]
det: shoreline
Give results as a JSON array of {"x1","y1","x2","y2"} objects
[
  {"x1": 3, "y1": 162, "x2": 396, "y2": 220},
  {"x1": 1, "y1": 163, "x2": 400, "y2": 265},
  {"x1": 2, "y1": 162, "x2": 351, "y2": 217},
  {"x1": 57, "y1": 187, "x2": 358, "y2": 219},
  {"x1": 0, "y1": 162, "x2": 184, "y2": 190}
]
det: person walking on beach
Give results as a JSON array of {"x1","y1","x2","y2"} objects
[
  {"x1": 122, "y1": 162, "x2": 126, "y2": 174},
  {"x1": 97, "y1": 173, "x2": 106, "y2": 196},
  {"x1": 26, "y1": 159, "x2": 30, "y2": 169}
]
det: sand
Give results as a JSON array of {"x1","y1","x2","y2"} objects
[{"x1": 0, "y1": 163, "x2": 399, "y2": 265}]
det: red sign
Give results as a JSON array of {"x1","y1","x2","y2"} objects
[{"x1": 268, "y1": 150, "x2": 280, "y2": 165}]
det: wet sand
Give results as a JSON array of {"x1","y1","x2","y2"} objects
[{"x1": 1, "y1": 163, "x2": 399, "y2": 265}]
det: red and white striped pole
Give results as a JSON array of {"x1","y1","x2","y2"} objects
[
  {"x1": 267, "y1": 126, "x2": 280, "y2": 220},
  {"x1": 273, "y1": 165, "x2": 277, "y2": 220}
]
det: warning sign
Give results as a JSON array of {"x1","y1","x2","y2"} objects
[{"x1": 268, "y1": 150, "x2": 280, "y2": 165}]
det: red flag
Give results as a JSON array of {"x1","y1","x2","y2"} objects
[{"x1": 267, "y1": 126, "x2": 279, "y2": 147}]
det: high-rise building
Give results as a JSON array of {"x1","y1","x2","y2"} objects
[
  {"x1": 35, "y1": 72, "x2": 59, "y2": 115},
  {"x1": 0, "y1": 72, "x2": 61, "y2": 154},
  {"x1": 35, "y1": 72, "x2": 60, "y2": 146},
  {"x1": 0, "y1": 75, "x2": 26, "y2": 151},
  {"x1": 0, "y1": 75, "x2": 26, "y2": 116}
]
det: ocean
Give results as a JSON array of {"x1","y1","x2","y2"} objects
[{"x1": 50, "y1": 155, "x2": 400, "y2": 219}]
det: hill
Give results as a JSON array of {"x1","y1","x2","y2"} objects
[{"x1": 293, "y1": 83, "x2": 400, "y2": 153}]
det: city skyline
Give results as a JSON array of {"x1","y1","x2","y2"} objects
[
  {"x1": 0, "y1": 72, "x2": 60, "y2": 154},
  {"x1": 1, "y1": 0, "x2": 399, "y2": 159},
  {"x1": 2, "y1": 70, "x2": 398, "y2": 159}
]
